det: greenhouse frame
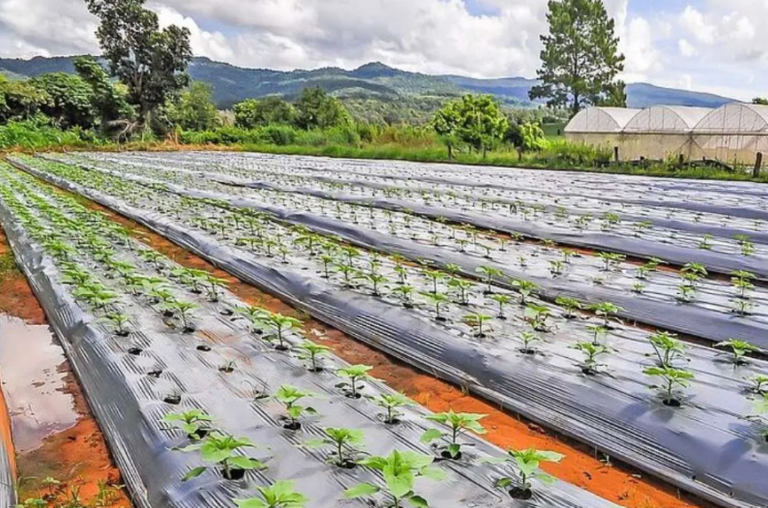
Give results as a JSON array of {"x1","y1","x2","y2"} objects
[{"x1": 565, "y1": 103, "x2": 768, "y2": 166}]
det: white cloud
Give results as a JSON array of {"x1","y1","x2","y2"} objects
[
  {"x1": 678, "y1": 39, "x2": 697, "y2": 57},
  {"x1": 0, "y1": 0, "x2": 766, "y2": 100}
]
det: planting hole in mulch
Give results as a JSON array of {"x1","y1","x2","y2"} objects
[
  {"x1": 663, "y1": 398, "x2": 682, "y2": 408},
  {"x1": 147, "y1": 369, "x2": 163, "y2": 378},
  {"x1": 183, "y1": 325, "x2": 197, "y2": 334},
  {"x1": 164, "y1": 394, "x2": 182, "y2": 405},
  {"x1": 222, "y1": 468, "x2": 246, "y2": 480},
  {"x1": 440, "y1": 450, "x2": 461, "y2": 460},
  {"x1": 283, "y1": 421, "x2": 301, "y2": 431},
  {"x1": 196, "y1": 344, "x2": 212, "y2": 352},
  {"x1": 115, "y1": 330, "x2": 130, "y2": 338},
  {"x1": 127, "y1": 347, "x2": 143, "y2": 356},
  {"x1": 509, "y1": 487, "x2": 533, "y2": 500}
]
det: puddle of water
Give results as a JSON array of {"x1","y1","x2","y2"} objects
[{"x1": 0, "y1": 315, "x2": 78, "y2": 453}]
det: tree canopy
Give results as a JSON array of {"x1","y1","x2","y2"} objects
[
  {"x1": 30, "y1": 73, "x2": 94, "y2": 129},
  {"x1": 529, "y1": 0, "x2": 626, "y2": 116},
  {"x1": 432, "y1": 94, "x2": 508, "y2": 158},
  {"x1": 86, "y1": 0, "x2": 192, "y2": 129},
  {"x1": 294, "y1": 87, "x2": 351, "y2": 130},
  {"x1": 234, "y1": 97, "x2": 296, "y2": 129},
  {"x1": 169, "y1": 82, "x2": 220, "y2": 131}
]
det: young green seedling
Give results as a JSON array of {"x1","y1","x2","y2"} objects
[
  {"x1": 485, "y1": 448, "x2": 564, "y2": 499},
  {"x1": 392, "y1": 285, "x2": 415, "y2": 308},
  {"x1": 476, "y1": 266, "x2": 503, "y2": 294},
  {"x1": 235, "y1": 305, "x2": 271, "y2": 334},
  {"x1": 715, "y1": 339, "x2": 760, "y2": 365},
  {"x1": 518, "y1": 330, "x2": 543, "y2": 355},
  {"x1": 420, "y1": 291, "x2": 450, "y2": 322},
  {"x1": 648, "y1": 331, "x2": 688, "y2": 367},
  {"x1": 421, "y1": 410, "x2": 487, "y2": 459},
  {"x1": 304, "y1": 427, "x2": 366, "y2": 468},
  {"x1": 274, "y1": 385, "x2": 318, "y2": 430},
  {"x1": 102, "y1": 313, "x2": 131, "y2": 337},
  {"x1": 490, "y1": 294, "x2": 512, "y2": 320},
  {"x1": 336, "y1": 365, "x2": 374, "y2": 399},
  {"x1": 265, "y1": 314, "x2": 303, "y2": 351},
  {"x1": 368, "y1": 393, "x2": 416, "y2": 424},
  {"x1": 571, "y1": 342, "x2": 611, "y2": 375},
  {"x1": 524, "y1": 304, "x2": 551, "y2": 332},
  {"x1": 590, "y1": 302, "x2": 624, "y2": 328},
  {"x1": 235, "y1": 480, "x2": 308, "y2": 508},
  {"x1": 422, "y1": 269, "x2": 445, "y2": 294},
  {"x1": 161, "y1": 409, "x2": 214, "y2": 440},
  {"x1": 463, "y1": 313, "x2": 493, "y2": 338},
  {"x1": 643, "y1": 366, "x2": 695, "y2": 407},
  {"x1": 204, "y1": 274, "x2": 229, "y2": 302},
  {"x1": 344, "y1": 450, "x2": 445, "y2": 508},
  {"x1": 165, "y1": 301, "x2": 198, "y2": 333},
  {"x1": 180, "y1": 432, "x2": 267, "y2": 480},
  {"x1": 745, "y1": 393, "x2": 768, "y2": 443},
  {"x1": 297, "y1": 341, "x2": 331, "y2": 372},
  {"x1": 749, "y1": 374, "x2": 768, "y2": 394},
  {"x1": 555, "y1": 296, "x2": 581, "y2": 319},
  {"x1": 448, "y1": 278, "x2": 474, "y2": 306},
  {"x1": 513, "y1": 280, "x2": 538, "y2": 306}
]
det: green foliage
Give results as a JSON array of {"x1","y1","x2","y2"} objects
[
  {"x1": 169, "y1": 81, "x2": 220, "y2": 131},
  {"x1": 235, "y1": 481, "x2": 308, "y2": 508},
  {"x1": 421, "y1": 410, "x2": 486, "y2": 459},
  {"x1": 179, "y1": 432, "x2": 267, "y2": 480},
  {"x1": 530, "y1": 0, "x2": 625, "y2": 115},
  {"x1": 486, "y1": 448, "x2": 564, "y2": 493},
  {"x1": 86, "y1": 0, "x2": 192, "y2": 127},
  {"x1": 234, "y1": 96, "x2": 296, "y2": 128},
  {"x1": 716, "y1": 339, "x2": 760, "y2": 365},
  {"x1": 344, "y1": 450, "x2": 445, "y2": 508},
  {"x1": 294, "y1": 87, "x2": 351, "y2": 130},
  {"x1": 28, "y1": 73, "x2": 95, "y2": 129},
  {"x1": 432, "y1": 94, "x2": 508, "y2": 158},
  {"x1": 304, "y1": 427, "x2": 366, "y2": 467},
  {"x1": 0, "y1": 76, "x2": 48, "y2": 123}
]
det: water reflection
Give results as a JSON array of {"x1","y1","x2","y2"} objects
[{"x1": 0, "y1": 316, "x2": 78, "y2": 452}]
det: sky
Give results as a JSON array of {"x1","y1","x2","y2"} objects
[{"x1": 0, "y1": 0, "x2": 766, "y2": 100}]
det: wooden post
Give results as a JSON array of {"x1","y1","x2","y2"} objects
[
  {"x1": 613, "y1": 146, "x2": 619, "y2": 163},
  {"x1": 754, "y1": 153, "x2": 763, "y2": 178},
  {"x1": 678, "y1": 154, "x2": 685, "y2": 168}
]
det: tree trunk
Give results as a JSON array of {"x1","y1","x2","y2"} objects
[{"x1": 447, "y1": 144, "x2": 453, "y2": 160}]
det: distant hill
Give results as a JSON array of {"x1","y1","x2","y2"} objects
[{"x1": 0, "y1": 55, "x2": 736, "y2": 112}]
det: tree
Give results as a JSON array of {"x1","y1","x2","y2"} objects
[
  {"x1": 293, "y1": 87, "x2": 351, "y2": 130},
  {"x1": 0, "y1": 75, "x2": 48, "y2": 123},
  {"x1": 74, "y1": 56, "x2": 135, "y2": 136},
  {"x1": 432, "y1": 100, "x2": 461, "y2": 159},
  {"x1": 234, "y1": 97, "x2": 296, "y2": 128},
  {"x1": 454, "y1": 94, "x2": 508, "y2": 157},
  {"x1": 30, "y1": 73, "x2": 95, "y2": 129},
  {"x1": 753, "y1": 98, "x2": 768, "y2": 106},
  {"x1": 86, "y1": 0, "x2": 192, "y2": 130},
  {"x1": 530, "y1": 0, "x2": 626, "y2": 116},
  {"x1": 506, "y1": 121, "x2": 548, "y2": 159},
  {"x1": 169, "y1": 81, "x2": 219, "y2": 131}
]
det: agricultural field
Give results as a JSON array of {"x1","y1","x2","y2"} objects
[{"x1": 1, "y1": 151, "x2": 768, "y2": 508}]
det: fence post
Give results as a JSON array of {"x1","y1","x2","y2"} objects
[
  {"x1": 613, "y1": 146, "x2": 619, "y2": 163},
  {"x1": 754, "y1": 153, "x2": 763, "y2": 178},
  {"x1": 678, "y1": 154, "x2": 685, "y2": 168}
]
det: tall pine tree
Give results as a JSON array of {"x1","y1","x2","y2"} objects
[{"x1": 529, "y1": 0, "x2": 626, "y2": 116}]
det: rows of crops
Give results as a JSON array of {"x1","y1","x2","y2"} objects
[{"x1": 3, "y1": 152, "x2": 768, "y2": 508}]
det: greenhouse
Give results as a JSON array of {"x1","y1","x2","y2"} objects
[
  {"x1": 621, "y1": 106, "x2": 711, "y2": 161},
  {"x1": 565, "y1": 103, "x2": 768, "y2": 166},
  {"x1": 692, "y1": 103, "x2": 768, "y2": 165},
  {"x1": 563, "y1": 107, "x2": 640, "y2": 148}
]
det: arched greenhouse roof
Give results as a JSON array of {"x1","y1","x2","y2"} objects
[
  {"x1": 694, "y1": 103, "x2": 768, "y2": 134},
  {"x1": 624, "y1": 106, "x2": 712, "y2": 133},
  {"x1": 564, "y1": 107, "x2": 641, "y2": 133}
]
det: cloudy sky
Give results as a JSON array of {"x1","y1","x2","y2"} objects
[{"x1": 0, "y1": 0, "x2": 765, "y2": 100}]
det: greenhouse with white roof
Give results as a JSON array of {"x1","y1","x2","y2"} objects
[{"x1": 565, "y1": 103, "x2": 768, "y2": 166}]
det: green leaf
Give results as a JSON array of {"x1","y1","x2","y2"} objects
[
  {"x1": 538, "y1": 473, "x2": 557, "y2": 485},
  {"x1": 344, "y1": 483, "x2": 380, "y2": 499},
  {"x1": 495, "y1": 477, "x2": 514, "y2": 489},
  {"x1": 409, "y1": 495, "x2": 430, "y2": 508},
  {"x1": 420, "y1": 429, "x2": 444, "y2": 443},
  {"x1": 181, "y1": 466, "x2": 207, "y2": 481},
  {"x1": 420, "y1": 466, "x2": 447, "y2": 481},
  {"x1": 384, "y1": 467, "x2": 415, "y2": 499},
  {"x1": 228, "y1": 456, "x2": 267, "y2": 471},
  {"x1": 234, "y1": 500, "x2": 268, "y2": 508},
  {"x1": 447, "y1": 444, "x2": 461, "y2": 458},
  {"x1": 303, "y1": 438, "x2": 328, "y2": 449}
]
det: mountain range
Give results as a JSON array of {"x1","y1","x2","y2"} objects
[{"x1": 0, "y1": 55, "x2": 736, "y2": 111}]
